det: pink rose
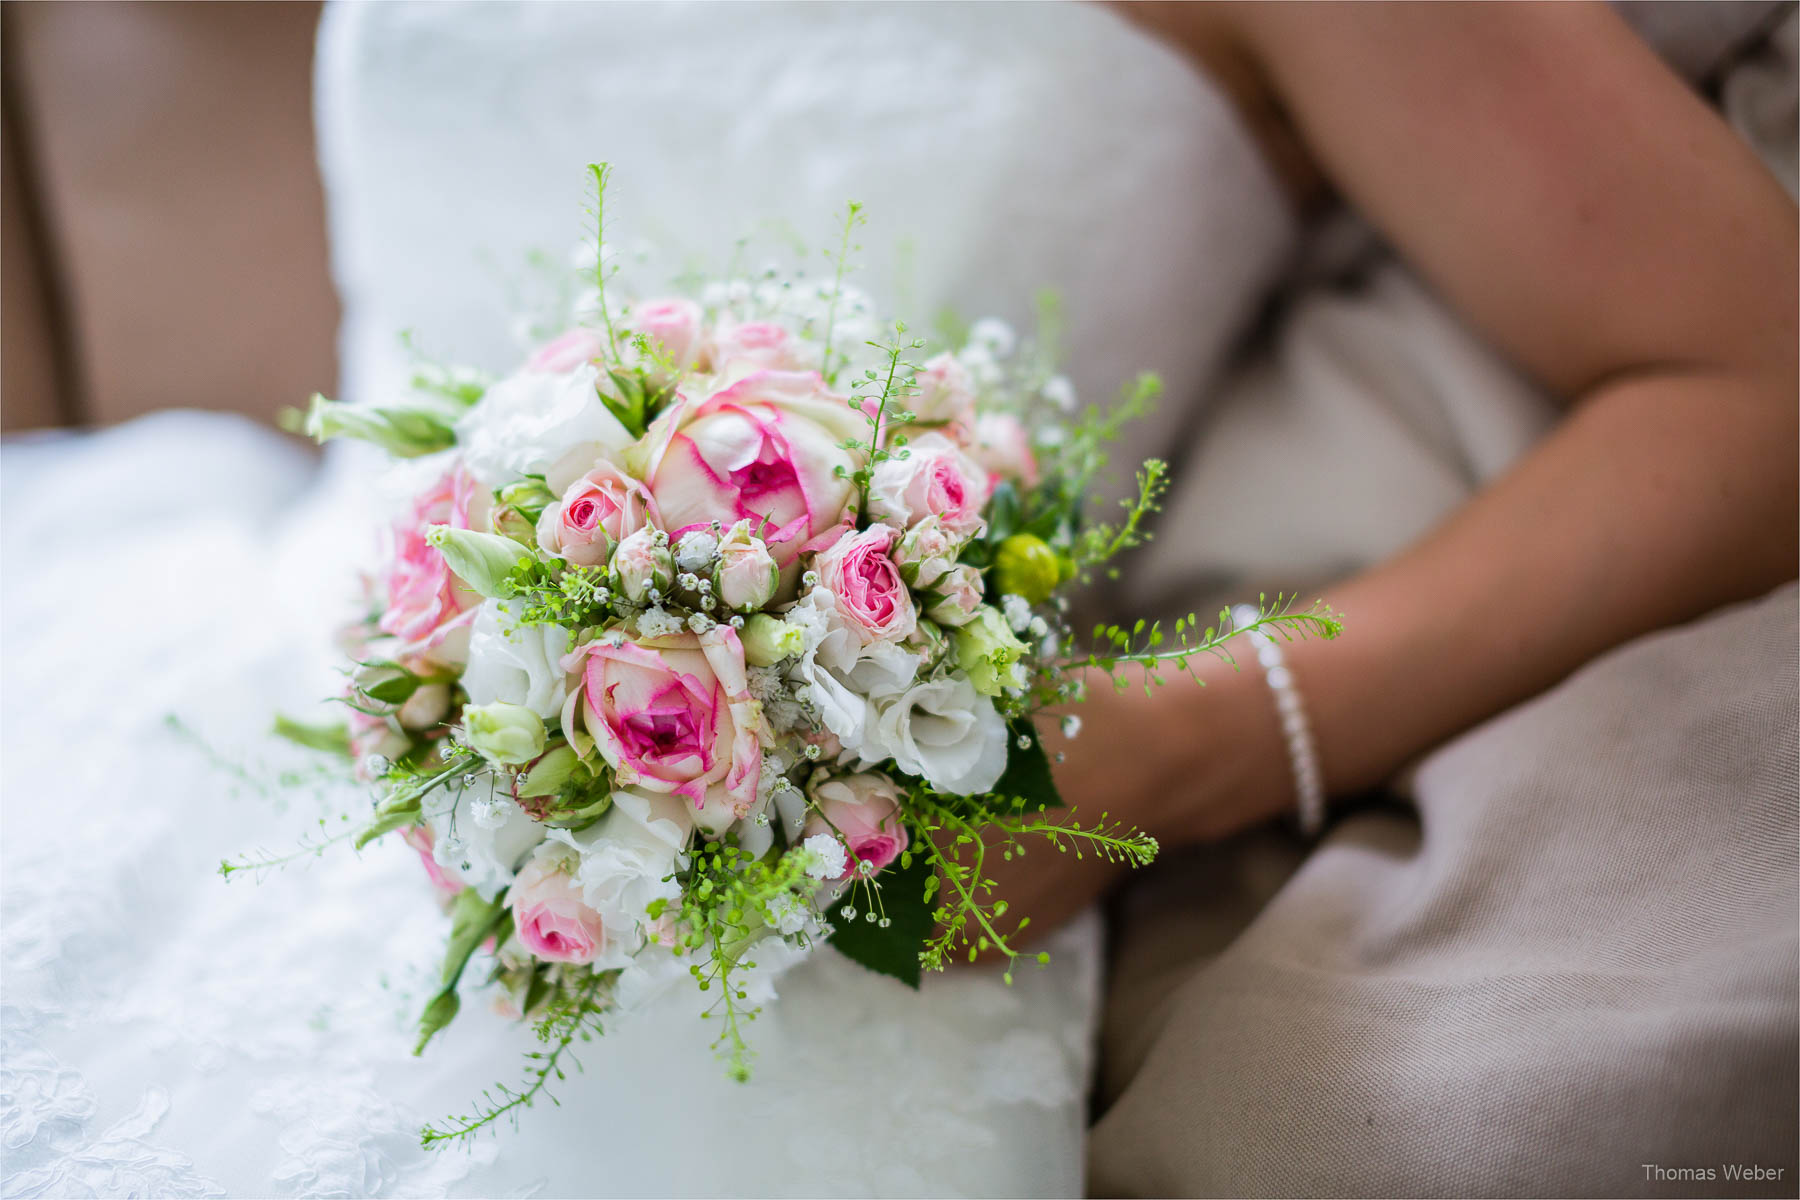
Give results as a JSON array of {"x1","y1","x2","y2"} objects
[
  {"x1": 526, "y1": 328, "x2": 607, "y2": 374},
  {"x1": 402, "y1": 824, "x2": 465, "y2": 900},
  {"x1": 629, "y1": 370, "x2": 868, "y2": 587},
  {"x1": 707, "y1": 320, "x2": 803, "y2": 372},
  {"x1": 631, "y1": 299, "x2": 705, "y2": 373},
  {"x1": 509, "y1": 849, "x2": 609, "y2": 964},
  {"x1": 814, "y1": 524, "x2": 917, "y2": 645},
  {"x1": 535, "y1": 462, "x2": 658, "y2": 567},
  {"x1": 713, "y1": 520, "x2": 780, "y2": 612},
  {"x1": 379, "y1": 464, "x2": 484, "y2": 667},
  {"x1": 910, "y1": 353, "x2": 977, "y2": 429},
  {"x1": 802, "y1": 773, "x2": 909, "y2": 880},
  {"x1": 867, "y1": 433, "x2": 990, "y2": 537},
  {"x1": 969, "y1": 413, "x2": 1040, "y2": 489},
  {"x1": 562, "y1": 626, "x2": 762, "y2": 831}
]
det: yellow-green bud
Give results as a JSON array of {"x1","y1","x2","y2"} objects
[
  {"x1": 489, "y1": 503, "x2": 537, "y2": 547},
  {"x1": 741, "y1": 613, "x2": 804, "y2": 666},
  {"x1": 462, "y1": 701, "x2": 546, "y2": 765},
  {"x1": 993, "y1": 533, "x2": 1060, "y2": 605},
  {"x1": 496, "y1": 477, "x2": 556, "y2": 522},
  {"x1": 426, "y1": 525, "x2": 526, "y2": 599},
  {"x1": 516, "y1": 743, "x2": 583, "y2": 797},
  {"x1": 953, "y1": 605, "x2": 1030, "y2": 696}
]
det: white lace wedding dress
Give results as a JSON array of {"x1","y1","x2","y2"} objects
[{"x1": 0, "y1": 4, "x2": 1295, "y2": 1195}]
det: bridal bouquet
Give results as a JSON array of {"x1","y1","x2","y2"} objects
[{"x1": 237, "y1": 168, "x2": 1339, "y2": 1144}]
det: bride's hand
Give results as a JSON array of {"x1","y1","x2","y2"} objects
[{"x1": 965, "y1": 656, "x2": 1295, "y2": 947}]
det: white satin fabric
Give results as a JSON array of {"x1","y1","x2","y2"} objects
[{"x1": 2, "y1": 4, "x2": 1297, "y2": 1196}]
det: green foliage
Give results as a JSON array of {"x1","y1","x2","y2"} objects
[
  {"x1": 271, "y1": 715, "x2": 352, "y2": 758},
  {"x1": 1086, "y1": 593, "x2": 1345, "y2": 693},
  {"x1": 420, "y1": 970, "x2": 612, "y2": 1147},
  {"x1": 826, "y1": 852, "x2": 936, "y2": 988},
  {"x1": 300, "y1": 392, "x2": 465, "y2": 458},
  {"x1": 820, "y1": 200, "x2": 866, "y2": 385},
  {"x1": 500, "y1": 558, "x2": 616, "y2": 629},
  {"x1": 415, "y1": 888, "x2": 512, "y2": 1055},
  {"x1": 988, "y1": 719, "x2": 1062, "y2": 812}
]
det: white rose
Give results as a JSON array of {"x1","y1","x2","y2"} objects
[
  {"x1": 432, "y1": 779, "x2": 546, "y2": 899},
  {"x1": 785, "y1": 590, "x2": 918, "y2": 758},
  {"x1": 548, "y1": 789, "x2": 694, "y2": 969},
  {"x1": 860, "y1": 673, "x2": 1007, "y2": 795},
  {"x1": 460, "y1": 599, "x2": 571, "y2": 720},
  {"x1": 454, "y1": 364, "x2": 632, "y2": 492}
]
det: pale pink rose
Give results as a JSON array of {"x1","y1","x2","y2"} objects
[
  {"x1": 402, "y1": 825, "x2": 464, "y2": 900},
  {"x1": 562, "y1": 626, "x2": 762, "y2": 830},
  {"x1": 379, "y1": 464, "x2": 484, "y2": 667},
  {"x1": 707, "y1": 320, "x2": 803, "y2": 372},
  {"x1": 867, "y1": 433, "x2": 990, "y2": 537},
  {"x1": 631, "y1": 299, "x2": 705, "y2": 373},
  {"x1": 510, "y1": 850, "x2": 609, "y2": 964},
  {"x1": 814, "y1": 525, "x2": 917, "y2": 645},
  {"x1": 535, "y1": 462, "x2": 657, "y2": 567},
  {"x1": 924, "y1": 563, "x2": 984, "y2": 627},
  {"x1": 968, "y1": 413, "x2": 1040, "y2": 489},
  {"x1": 893, "y1": 516, "x2": 962, "y2": 589},
  {"x1": 802, "y1": 773, "x2": 909, "y2": 880},
  {"x1": 629, "y1": 370, "x2": 868, "y2": 588},
  {"x1": 910, "y1": 353, "x2": 977, "y2": 429},
  {"x1": 527, "y1": 328, "x2": 607, "y2": 374}
]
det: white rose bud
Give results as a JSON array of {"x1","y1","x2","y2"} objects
[
  {"x1": 713, "y1": 521, "x2": 780, "y2": 612},
  {"x1": 611, "y1": 526, "x2": 675, "y2": 603},
  {"x1": 924, "y1": 563, "x2": 984, "y2": 627},
  {"x1": 462, "y1": 700, "x2": 547, "y2": 765},
  {"x1": 740, "y1": 612, "x2": 805, "y2": 666},
  {"x1": 894, "y1": 516, "x2": 963, "y2": 589}
]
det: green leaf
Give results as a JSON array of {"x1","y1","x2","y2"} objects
[
  {"x1": 415, "y1": 887, "x2": 509, "y2": 1054},
  {"x1": 985, "y1": 481, "x2": 1022, "y2": 545},
  {"x1": 989, "y1": 718, "x2": 1062, "y2": 812},
  {"x1": 827, "y1": 852, "x2": 935, "y2": 989},
  {"x1": 354, "y1": 793, "x2": 422, "y2": 849},
  {"x1": 270, "y1": 714, "x2": 352, "y2": 758}
]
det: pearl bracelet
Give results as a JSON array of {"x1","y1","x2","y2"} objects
[{"x1": 1231, "y1": 604, "x2": 1326, "y2": 835}]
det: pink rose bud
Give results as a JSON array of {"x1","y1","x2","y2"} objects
[
  {"x1": 924, "y1": 563, "x2": 984, "y2": 627},
  {"x1": 910, "y1": 353, "x2": 977, "y2": 428},
  {"x1": 610, "y1": 527, "x2": 675, "y2": 603},
  {"x1": 801, "y1": 773, "x2": 909, "y2": 880},
  {"x1": 893, "y1": 515, "x2": 964, "y2": 589},
  {"x1": 509, "y1": 849, "x2": 609, "y2": 964},
  {"x1": 631, "y1": 298, "x2": 704, "y2": 374},
  {"x1": 526, "y1": 327, "x2": 607, "y2": 374},
  {"x1": 968, "y1": 412, "x2": 1041, "y2": 489},
  {"x1": 713, "y1": 520, "x2": 780, "y2": 612},
  {"x1": 867, "y1": 433, "x2": 990, "y2": 537},
  {"x1": 536, "y1": 463, "x2": 657, "y2": 568},
  {"x1": 813, "y1": 524, "x2": 917, "y2": 645}
]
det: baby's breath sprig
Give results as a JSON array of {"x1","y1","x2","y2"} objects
[
  {"x1": 216, "y1": 818, "x2": 362, "y2": 882},
  {"x1": 1084, "y1": 593, "x2": 1345, "y2": 693},
  {"x1": 419, "y1": 969, "x2": 612, "y2": 1148}
]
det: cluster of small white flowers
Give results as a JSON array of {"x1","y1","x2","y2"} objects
[
  {"x1": 635, "y1": 606, "x2": 685, "y2": 639},
  {"x1": 801, "y1": 833, "x2": 847, "y2": 882}
]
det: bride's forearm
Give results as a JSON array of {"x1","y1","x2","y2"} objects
[{"x1": 1283, "y1": 368, "x2": 1797, "y2": 796}]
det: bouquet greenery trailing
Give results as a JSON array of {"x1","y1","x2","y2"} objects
[{"x1": 229, "y1": 166, "x2": 1341, "y2": 1146}]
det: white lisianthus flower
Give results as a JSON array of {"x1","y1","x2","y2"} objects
[
  {"x1": 461, "y1": 600, "x2": 571, "y2": 720},
  {"x1": 548, "y1": 789, "x2": 695, "y2": 970},
  {"x1": 861, "y1": 673, "x2": 1008, "y2": 795},
  {"x1": 454, "y1": 364, "x2": 632, "y2": 491},
  {"x1": 785, "y1": 589, "x2": 917, "y2": 758},
  {"x1": 432, "y1": 779, "x2": 546, "y2": 899}
]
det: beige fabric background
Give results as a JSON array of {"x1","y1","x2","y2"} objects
[{"x1": 1091, "y1": 585, "x2": 1799, "y2": 1198}]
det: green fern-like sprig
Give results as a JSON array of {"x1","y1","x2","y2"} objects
[
  {"x1": 419, "y1": 971, "x2": 611, "y2": 1148},
  {"x1": 1085, "y1": 593, "x2": 1345, "y2": 692}
]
